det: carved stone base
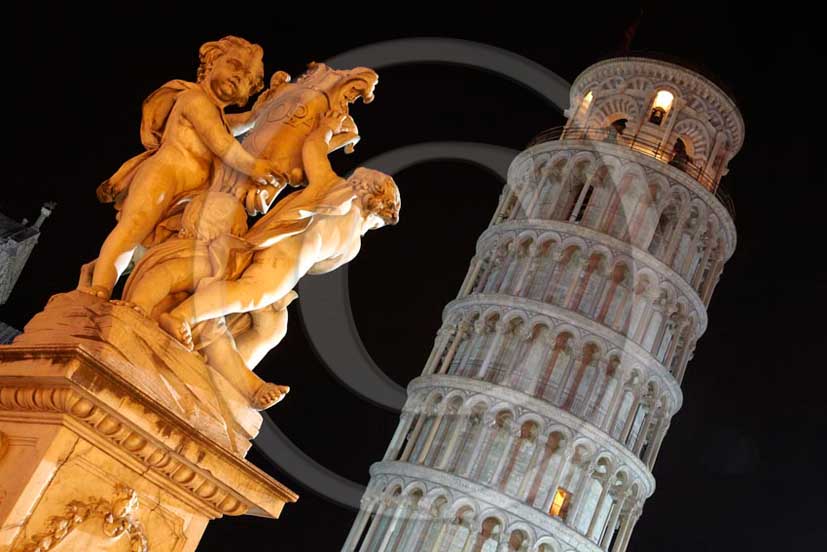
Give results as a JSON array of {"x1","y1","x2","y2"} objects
[{"x1": 0, "y1": 292, "x2": 298, "y2": 551}]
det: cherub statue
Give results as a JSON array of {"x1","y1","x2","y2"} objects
[
  {"x1": 86, "y1": 36, "x2": 284, "y2": 299},
  {"x1": 119, "y1": 110, "x2": 398, "y2": 407},
  {"x1": 118, "y1": 189, "x2": 300, "y2": 408},
  {"x1": 150, "y1": 110, "x2": 400, "y2": 349}
]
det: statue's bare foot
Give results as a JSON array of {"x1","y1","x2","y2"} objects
[
  {"x1": 273, "y1": 290, "x2": 299, "y2": 310},
  {"x1": 109, "y1": 299, "x2": 146, "y2": 317},
  {"x1": 253, "y1": 383, "x2": 290, "y2": 410},
  {"x1": 159, "y1": 312, "x2": 194, "y2": 351},
  {"x1": 77, "y1": 284, "x2": 111, "y2": 300}
]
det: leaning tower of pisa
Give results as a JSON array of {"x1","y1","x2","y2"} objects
[{"x1": 342, "y1": 56, "x2": 743, "y2": 552}]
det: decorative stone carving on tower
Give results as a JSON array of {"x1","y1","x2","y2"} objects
[
  {"x1": 1, "y1": 36, "x2": 401, "y2": 552},
  {"x1": 342, "y1": 56, "x2": 742, "y2": 552}
]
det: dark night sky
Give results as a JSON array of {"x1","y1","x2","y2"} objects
[{"x1": 5, "y1": 4, "x2": 820, "y2": 551}]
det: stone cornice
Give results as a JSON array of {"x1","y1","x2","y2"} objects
[
  {"x1": 369, "y1": 461, "x2": 604, "y2": 552},
  {"x1": 517, "y1": 138, "x2": 737, "y2": 257},
  {"x1": 0, "y1": 344, "x2": 298, "y2": 519},
  {"x1": 406, "y1": 374, "x2": 656, "y2": 496},
  {"x1": 442, "y1": 294, "x2": 684, "y2": 412},
  {"x1": 478, "y1": 217, "x2": 710, "y2": 334}
]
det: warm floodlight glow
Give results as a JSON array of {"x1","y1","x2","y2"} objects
[
  {"x1": 582, "y1": 90, "x2": 593, "y2": 108},
  {"x1": 653, "y1": 90, "x2": 674, "y2": 111}
]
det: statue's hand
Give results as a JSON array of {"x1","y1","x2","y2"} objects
[
  {"x1": 319, "y1": 110, "x2": 349, "y2": 134},
  {"x1": 250, "y1": 159, "x2": 286, "y2": 186},
  {"x1": 234, "y1": 180, "x2": 284, "y2": 215}
]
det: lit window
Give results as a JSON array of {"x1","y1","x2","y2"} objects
[
  {"x1": 549, "y1": 488, "x2": 572, "y2": 519},
  {"x1": 582, "y1": 91, "x2": 593, "y2": 109},
  {"x1": 649, "y1": 90, "x2": 674, "y2": 125},
  {"x1": 653, "y1": 90, "x2": 674, "y2": 110}
]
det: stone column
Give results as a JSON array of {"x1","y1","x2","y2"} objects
[
  {"x1": 491, "y1": 423, "x2": 522, "y2": 486},
  {"x1": 383, "y1": 412, "x2": 414, "y2": 461},
  {"x1": 599, "y1": 492, "x2": 626, "y2": 551},
  {"x1": 438, "y1": 322, "x2": 471, "y2": 376},
  {"x1": 424, "y1": 325, "x2": 456, "y2": 376},
  {"x1": 359, "y1": 497, "x2": 392, "y2": 552},
  {"x1": 586, "y1": 477, "x2": 611, "y2": 540},
  {"x1": 342, "y1": 496, "x2": 377, "y2": 551}
]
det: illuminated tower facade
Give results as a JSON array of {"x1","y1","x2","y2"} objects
[{"x1": 343, "y1": 56, "x2": 743, "y2": 552}]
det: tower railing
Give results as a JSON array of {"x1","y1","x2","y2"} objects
[{"x1": 528, "y1": 126, "x2": 736, "y2": 219}]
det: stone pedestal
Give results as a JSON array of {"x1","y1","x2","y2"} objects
[{"x1": 0, "y1": 291, "x2": 298, "y2": 551}]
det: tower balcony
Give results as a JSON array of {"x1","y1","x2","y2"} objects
[{"x1": 527, "y1": 126, "x2": 735, "y2": 219}]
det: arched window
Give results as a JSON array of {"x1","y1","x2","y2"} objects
[
  {"x1": 483, "y1": 243, "x2": 510, "y2": 293},
  {"x1": 597, "y1": 263, "x2": 631, "y2": 328},
  {"x1": 451, "y1": 403, "x2": 488, "y2": 474},
  {"x1": 477, "y1": 411, "x2": 514, "y2": 482},
  {"x1": 507, "y1": 529, "x2": 530, "y2": 552},
  {"x1": 364, "y1": 487, "x2": 402, "y2": 549},
  {"x1": 419, "y1": 496, "x2": 449, "y2": 550},
  {"x1": 446, "y1": 506, "x2": 476, "y2": 551},
  {"x1": 588, "y1": 357, "x2": 620, "y2": 426},
  {"x1": 649, "y1": 90, "x2": 674, "y2": 125},
  {"x1": 408, "y1": 396, "x2": 443, "y2": 463},
  {"x1": 387, "y1": 489, "x2": 423, "y2": 549},
  {"x1": 525, "y1": 240, "x2": 556, "y2": 299},
  {"x1": 457, "y1": 313, "x2": 498, "y2": 377},
  {"x1": 533, "y1": 158, "x2": 568, "y2": 219},
  {"x1": 472, "y1": 517, "x2": 503, "y2": 552},
  {"x1": 669, "y1": 137, "x2": 693, "y2": 170},
  {"x1": 606, "y1": 117, "x2": 628, "y2": 143},
  {"x1": 649, "y1": 203, "x2": 679, "y2": 258},
  {"x1": 501, "y1": 421, "x2": 540, "y2": 495},
  {"x1": 549, "y1": 247, "x2": 583, "y2": 306},
  {"x1": 505, "y1": 324, "x2": 542, "y2": 392},
  {"x1": 506, "y1": 239, "x2": 534, "y2": 295},
  {"x1": 555, "y1": 161, "x2": 589, "y2": 221},
  {"x1": 425, "y1": 396, "x2": 463, "y2": 467},
  {"x1": 582, "y1": 165, "x2": 612, "y2": 228}
]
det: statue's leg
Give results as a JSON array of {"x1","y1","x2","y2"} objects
[
  {"x1": 201, "y1": 331, "x2": 289, "y2": 410},
  {"x1": 234, "y1": 290, "x2": 298, "y2": 370},
  {"x1": 92, "y1": 174, "x2": 173, "y2": 296},
  {"x1": 170, "y1": 254, "x2": 300, "y2": 328},
  {"x1": 126, "y1": 256, "x2": 212, "y2": 316}
]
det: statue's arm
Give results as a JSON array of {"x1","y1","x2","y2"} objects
[
  {"x1": 306, "y1": 254, "x2": 345, "y2": 275},
  {"x1": 225, "y1": 72, "x2": 291, "y2": 137},
  {"x1": 180, "y1": 92, "x2": 260, "y2": 175},
  {"x1": 225, "y1": 111, "x2": 255, "y2": 136},
  {"x1": 301, "y1": 125, "x2": 340, "y2": 189}
]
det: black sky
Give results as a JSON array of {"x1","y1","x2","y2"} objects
[{"x1": 5, "y1": 4, "x2": 820, "y2": 551}]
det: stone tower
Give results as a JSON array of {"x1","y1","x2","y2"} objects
[
  {"x1": 342, "y1": 56, "x2": 743, "y2": 552},
  {"x1": 0, "y1": 202, "x2": 55, "y2": 306}
]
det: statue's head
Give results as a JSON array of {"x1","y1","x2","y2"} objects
[
  {"x1": 348, "y1": 167, "x2": 401, "y2": 231},
  {"x1": 197, "y1": 36, "x2": 265, "y2": 107}
]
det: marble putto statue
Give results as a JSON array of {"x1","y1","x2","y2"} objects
[{"x1": 26, "y1": 35, "x2": 399, "y2": 415}]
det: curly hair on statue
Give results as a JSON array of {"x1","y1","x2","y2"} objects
[
  {"x1": 196, "y1": 35, "x2": 265, "y2": 94},
  {"x1": 348, "y1": 167, "x2": 401, "y2": 225}
]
